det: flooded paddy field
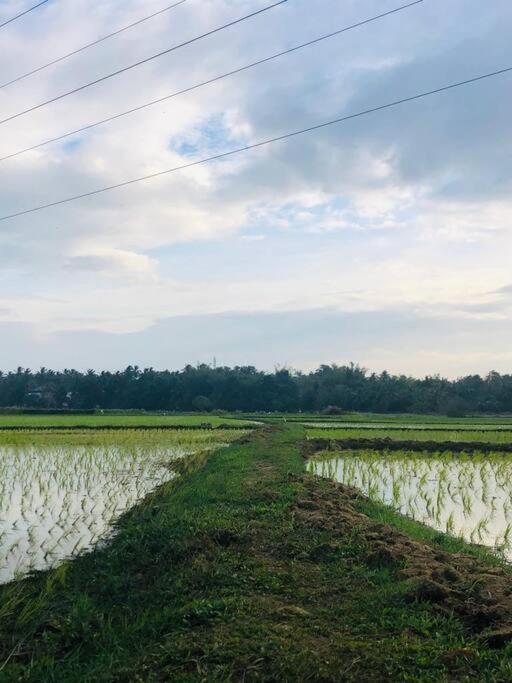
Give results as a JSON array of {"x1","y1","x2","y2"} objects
[
  {"x1": 0, "y1": 428, "x2": 246, "y2": 584},
  {"x1": 3, "y1": 426, "x2": 512, "y2": 680},
  {"x1": 309, "y1": 449, "x2": 512, "y2": 560},
  {"x1": 306, "y1": 414, "x2": 512, "y2": 561}
]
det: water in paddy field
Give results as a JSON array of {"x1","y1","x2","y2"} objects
[
  {"x1": 0, "y1": 438, "x2": 227, "y2": 585},
  {"x1": 309, "y1": 451, "x2": 512, "y2": 561}
]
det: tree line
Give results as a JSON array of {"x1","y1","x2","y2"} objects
[{"x1": 0, "y1": 364, "x2": 511, "y2": 415}]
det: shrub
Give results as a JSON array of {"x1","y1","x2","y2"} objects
[{"x1": 322, "y1": 405, "x2": 344, "y2": 416}]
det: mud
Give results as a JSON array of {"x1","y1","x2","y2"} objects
[
  {"x1": 310, "y1": 426, "x2": 512, "y2": 433},
  {"x1": 305, "y1": 437, "x2": 512, "y2": 454},
  {"x1": 294, "y1": 476, "x2": 512, "y2": 646}
]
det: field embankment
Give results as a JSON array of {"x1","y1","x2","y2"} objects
[
  {"x1": 306, "y1": 436, "x2": 512, "y2": 454},
  {"x1": 1, "y1": 426, "x2": 512, "y2": 680}
]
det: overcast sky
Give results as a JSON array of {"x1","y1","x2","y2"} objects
[{"x1": 0, "y1": 0, "x2": 510, "y2": 377}]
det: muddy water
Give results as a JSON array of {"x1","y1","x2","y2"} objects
[
  {"x1": 0, "y1": 443, "x2": 195, "y2": 584},
  {"x1": 309, "y1": 450, "x2": 512, "y2": 560}
]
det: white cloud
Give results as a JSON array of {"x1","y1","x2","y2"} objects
[
  {"x1": 0, "y1": 0, "x2": 509, "y2": 373},
  {"x1": 65, "y1": 248, "x2": 159, "y2": 282}
]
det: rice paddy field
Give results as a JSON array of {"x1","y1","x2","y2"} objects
[
  {"x1": 3, "y1": 413, "x2": 512, "y2": 585},
  {"x1": 0, "y1": 427, "x2": 247, "y2": 585},
  {"x1": 309, "y1": 449, "x2": 512, "y2": 559},
  {"x1": 305, "y1": 415, "x2": 512, "y2": 563},
  {"x1": 0, "y1": 413, "x2": 254, "y2": 429},
  {"x1": 304, "y1": 421, "x2": 512, "y2": 430},
  {"x1": 247, "y1": 411, "x2": 512, "y2": 425},
  {"x1": 306, "y1": 426, "x2": 512, "y2": 443},
  {"x1": 3, "y1": 415, "x2": 512, "y2": 680}
]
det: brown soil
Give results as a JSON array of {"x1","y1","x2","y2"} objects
[
  {"x1": 306, "y1": 437, "x2": 512, "y2": 454},
  {"x1": 294, "y1": 476, "x2": 512, "y2": 647}
]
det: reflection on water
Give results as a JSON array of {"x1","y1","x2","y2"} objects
[
  {"x1": 309, "y1": 450, "x2": 512, "y2": 560},
  {"x1": 0, "y1": 437, "x2": 229, "y2": 584}
]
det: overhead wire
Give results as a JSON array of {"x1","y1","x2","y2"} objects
[
  {"x1": 0, "y1": 65, "x2": 510, "y2": 222},
  {"x1": 0, "y1": 0, "x2": 48, "y2": 30},
  {"x1": 0, "y1": 0, "x2": 189, "y2": 90},
  {"x1": 0, "y1": 0, "x2": 423, "y2": 164},
  {"x1": 0, "y1": 0, "x2": 288, "y2": 127}
]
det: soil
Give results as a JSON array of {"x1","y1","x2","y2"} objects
[
  {"x1": 294, "y1": 475, "x2": 512, "y2": 647},
  {"x1": 305, "y1": 437, "x2": 512, "y2": 454}
]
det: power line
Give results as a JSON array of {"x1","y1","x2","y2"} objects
[
  {"x1": 1, "y1": 65, "x2": 510, "y2": 223},
  {"x1": 0, "y1": 0, "x2": 48, "y2": 30},
  {"x1": 0, "y1": 0, "x2": 288, "y2": 127},
  {"x1": 0, "y1": 0, "x2": 189, "y2": 90},
  {"x1": 0, "y1": 0, "x2": 424, "y2": 164}
]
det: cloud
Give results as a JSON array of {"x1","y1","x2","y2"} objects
[
  {"x1": 494, "y1": 284, "x2": 512, "y2": 296},
  {"x1": 66, "y1": 249, "x2": 159, "y2": 282},
  {"x1": 0, "y1": 307, "x2": 511, "y2": 378},
  {"x1": 0, "y1": 0, "x2": 509, "y2": 373}
]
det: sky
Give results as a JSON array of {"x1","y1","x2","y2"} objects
[{"x1": 0, "y1": 0, "x2": 510, "y2": 377}]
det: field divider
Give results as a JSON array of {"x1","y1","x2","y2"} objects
[
  {"x1": 305, "y1": 425, "x2": 512, "y2": 432},
  {"x1": 306, "y1": 437, "x2": 512, "y2": 455}
]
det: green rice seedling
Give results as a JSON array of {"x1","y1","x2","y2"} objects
[
  {"x1": 405, "y1": 493, "x2": 416, "y2": 515},
  {"x1": 490, "y1": 496, "x2": 498, "y2": 515},
  {"x1": 503, "y1": 498, "x2": 511, "y2": 518},
  {"x1": 367, "y1": 479, "x2": 379, "y2": 500},
  {"x1": 306, "y1": 424, "x2": 512, "y2": 443},
  {"x1": 503, "y1": 522, "x2": 512, "y2": 547},
  {"x1": 461, "y1": 490, "x2": 473, "y2": 517},
  {"x1": 418, "y1": 471, "x2": 429, "y2": 488},
  {"x1": 476, "y1": 516, "x2": 490, "y2": 542},
  {"x1": 0, "y1": 427, "x2": 248, "y2": 585},
  {"x1": 425, "y1": 493, "x2": 435, "y2": 520},
  {"x1": 391, "y1": 479, "x2": 401, "y2": 507},
  {"x1": 481, "y1": 484, "x2": 490, "y2": 507},
  {"x1": 309, "y1": 445, "x2": 512, "y2": 561},
  {"x1": 446, "y1": 512, "x2": 455, "y2": 535}
]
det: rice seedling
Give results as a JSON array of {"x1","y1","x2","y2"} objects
[
  {"x1": 461, "y1": 490, "x2": 473, "y2": 517},
  {"x1": 305, "y1": 425, "x2": 512, "y2": 443},
  {"x1": 476, "y1": 516, "x2": 490, "y2": 542},
  {"x1": 504, "y1": 522, "x2": 512, "y2": 547},
  {"x1": 0, "y1": 428, "x2": 247, "y2": 585},
  {"x1": 0, "y1": 414, "x2": 256, "y2": 429},
  {"x1": 309, "y1": 448, "x2": 512, "y2": 561}
]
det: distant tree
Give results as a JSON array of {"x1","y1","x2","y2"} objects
[
  {"x1": 322, "y1": 405, "x2": 344, "y2": 415},
  {"x1": 0, "y1": 363, "x2": 510, "y2": 415},
  {"x1": 438, "y1": 397, "x2": 471, "y2": 418},
  {"x1": 192, "y1": 395, "x2": 213, "y2": 413}
]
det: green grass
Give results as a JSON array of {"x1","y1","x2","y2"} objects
[
  {"x1": 0, "y1": 414, "x2": 254, "y2": 429},
  {"x1": 0, "y1": 426, "x2": 511, "y2": 681},
  {"x1": 0, "y1": 427, "x2": 249, "y2": 447},
  {"x1": 306, "y1": 427, "x2": 512, "y2": 443}
]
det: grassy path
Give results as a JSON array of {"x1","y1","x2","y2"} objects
[{"x1": 0, "y1": 426, "x2": 511, "y2": 681}]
